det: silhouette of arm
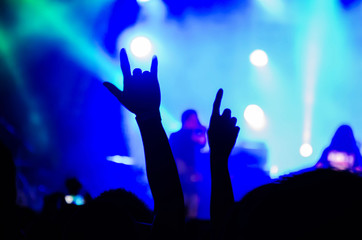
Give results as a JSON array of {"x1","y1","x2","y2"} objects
[
  {"x1": 104, "y1": 49, "x2": 184, "y2": 239},
  {"x1": 207, "y1": 89, "x2": 240, "y2": 240}
]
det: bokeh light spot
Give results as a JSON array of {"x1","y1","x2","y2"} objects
[
  {"x1": 244, "y1": 104, "x2": 266, "y2": 130},
  {"x1": 249, "y1": 49, "x2": 268, "y2": 67},
  {"x1": 300, "y1": 143, "x2": 313, "y2": 157},
  {"x1": 130, "y1": 36, "x2": 153, "y2": 58}
]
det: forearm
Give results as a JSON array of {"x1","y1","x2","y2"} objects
[
  {"x1": 104, "y1": 48, "x2": 184, "y2": 237},
  {"x1": 136, "y1": 114, "x2": 184, "y2": 224},
  {"x1": 210, "y1": 152, "x2": 234, "y2": 239}
]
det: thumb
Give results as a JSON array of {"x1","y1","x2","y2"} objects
[{"x1": 103, "y1": 82, "x2": 124, "y2": 102}]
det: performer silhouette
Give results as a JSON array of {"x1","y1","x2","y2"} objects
[{"x1": 170, "y1": 110, "x2": 206, "y2": 218}]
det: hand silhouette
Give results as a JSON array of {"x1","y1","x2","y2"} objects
[
  {"x1": 207, "y1": 89, "x2": 240, "y2": 158},
  {"x1": 103, "y1": 49, "x2": 184, "y2": 238},
  {"x1": 103, "y1": 48, "x2": 160, "y2": 118}
]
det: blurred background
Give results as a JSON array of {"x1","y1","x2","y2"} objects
[{"x1": 0, "y1": 0, "x2": 361, "y2": 216}]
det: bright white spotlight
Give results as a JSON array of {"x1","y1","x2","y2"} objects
[
  {"x1": 130, "y1": 36, "x2": 153, "y2": 58},
  {"x1": 249, "y1": 49, "x2": 268, "y2": 67},
  {"x1": 137, "y1": 0, "x2": 150, "y2": 2},
  {"x1": 300, "y1": 143, "x2": 313, "y2": 157},
  {"x1": 270, "y1": 165, "x2": 279, "y2": 175},
  {"x1": 244, "y1": 104, "x2": 266, "y2": 130}
]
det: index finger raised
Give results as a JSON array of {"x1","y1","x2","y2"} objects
[{"x1": 212, "y1": 88, "x2": 223, "y2": 118}]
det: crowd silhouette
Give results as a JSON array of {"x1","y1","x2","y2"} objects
[{"x1": 3, "y1": 48, "x2": 362, "y2": 239}]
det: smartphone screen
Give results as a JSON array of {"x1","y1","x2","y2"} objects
[{"x1": 65, "y1": 194, "x2": 85, "y2": 205}]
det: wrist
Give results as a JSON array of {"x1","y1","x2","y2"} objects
[
  {"x1": 210, "y1": 149, "x2": 231, "y2": 159},
  {"x1": 210, "y1": 153, "x2": 229, "y2": 168},
  {"x1": 136, "y1": 111, "x2": 162, "y2": 124}
]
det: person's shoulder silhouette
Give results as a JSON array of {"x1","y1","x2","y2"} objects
[{"x1": 226, "y1": 168, "x2": 362, "y2": 239}]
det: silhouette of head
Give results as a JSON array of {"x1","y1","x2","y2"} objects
[
  {"x1": 330, "y1": 125, "x2": 357, "y2": 153},
  {"x1": 316, "y1": 125, "x2": 362, "y2": 172},
  {"x1": 65, "y1": 177, "x2": 82, "y2": 196},
  {"x1": 64, "y1": 200, "x2": 137, "y2": 240},
  {"x1": 93, "y1": 188, "x2": 153, "y2": 223},
  {"x1": 182, "y1": 109, "x2": 201, "y2": 129},
  {"x1": 64, "y1": 188, "x2": 153, "y2": 240}
]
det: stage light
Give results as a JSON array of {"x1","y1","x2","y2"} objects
[
  {"x1": 130, "y1": 36, "x2": 153, "y2": 58},
  {"x1": 249, "y1": 49, "x2": 268, "y2": 67},
  {"x1": 137, "y1": 0, "x2": 150, "y2": 2},
  {"x1": 244, "y1": 104, "x2": 266, "y2": 130},
  {"x1": 107, "y1": 155, "x2": 135, "y2": 165},
  {"x1": 270, "y1": 165, "x2": 279, "y2": 175},
  {"x1": 300, "y1": 143, "x2": 313, "y2": 157}
]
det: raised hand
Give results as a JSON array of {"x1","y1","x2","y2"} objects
[
  {"x1": 104, "y1": 48, "x2": 185, "y2": 238},
  {"x1": 208, "y1": 89, "x2": 239, "y2": 240},
  {"x1": 103, "y1": 48, "x2": 160, "y2": 117},
  {"x1": 208, "y1": 89, "x2": 240, "y2": 158}
]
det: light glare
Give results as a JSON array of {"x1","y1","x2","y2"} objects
[
  {"x1": 300, "y1": 143, "x2": 313, "y2": 157},
  {"x1": 107, "y1": 155, "x2": 135, "y2": 165},
  {"x1": 65, "y1": 195, "x2": 73, "y2": 204},
  {"x1": 130, "y1": 36, "x2": 153, "y2": 58},
  {"x1": 249, "y1": 49, "x2": 268, "y2": 67},
  {"x1": 270, "y1": 165, "x2": 279, "y2": 174},
  {"x1": 244, "y1": 104, "x2": 266, "y2": 130}
]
